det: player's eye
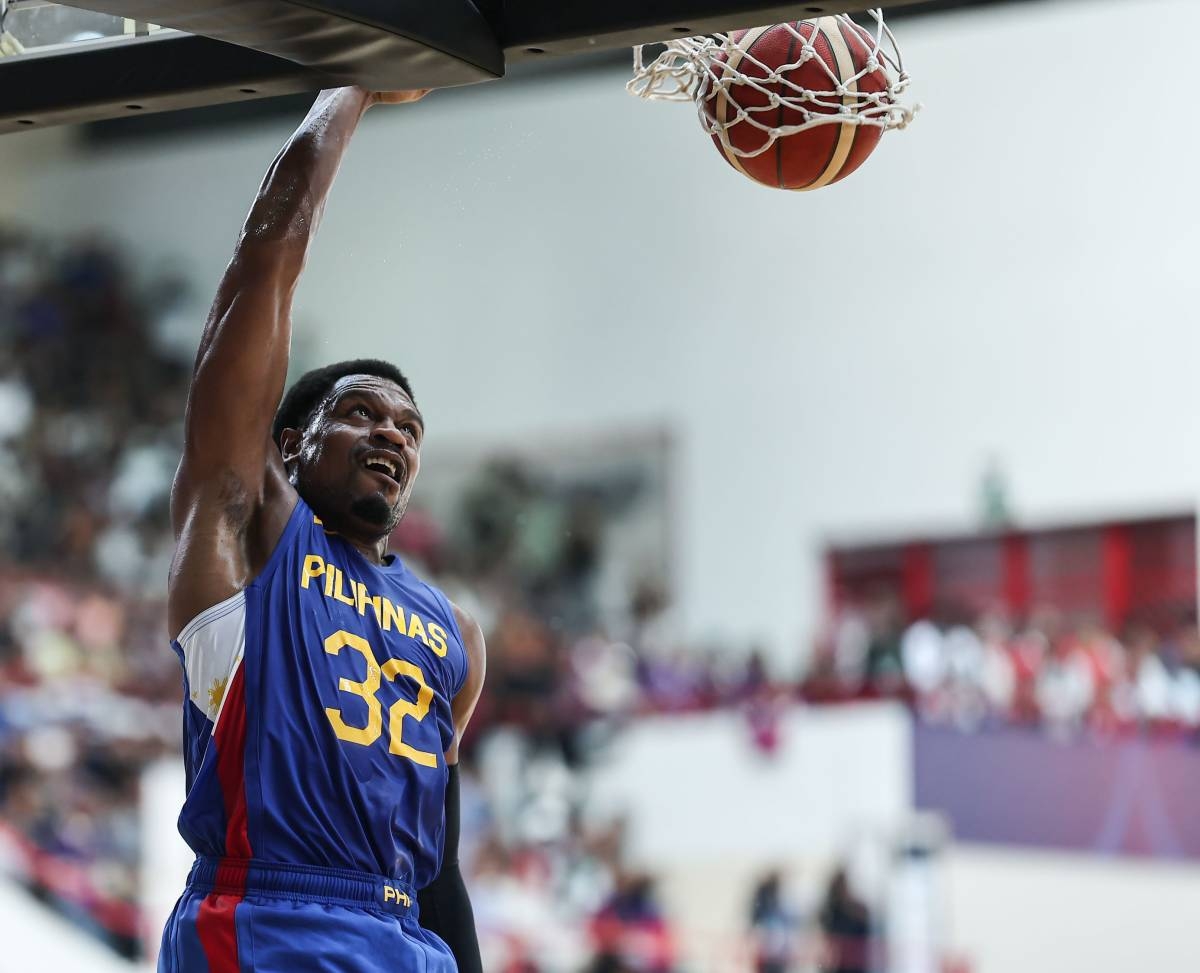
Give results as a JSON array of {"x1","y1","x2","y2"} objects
[{"x1": 353, "y1": 405, "x2": 372, "y2": 419}]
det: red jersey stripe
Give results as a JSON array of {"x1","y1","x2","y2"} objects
[{"x1": 196, "y1": 661, "x2": 251, "y2": 971}]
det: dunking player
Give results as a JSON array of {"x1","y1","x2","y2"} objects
[{"x1": 160, "y1": 87, "x2": 485, "y2": 972}]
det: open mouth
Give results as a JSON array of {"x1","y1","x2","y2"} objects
[{"x1": 362, "y1": 451, "x2": 405, "y2": 488}]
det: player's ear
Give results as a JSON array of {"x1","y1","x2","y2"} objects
[{"x1": 278, "y1": 428, "x2": 302, "y2": 467}]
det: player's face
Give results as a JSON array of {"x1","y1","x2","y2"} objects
[{"x1": 291, "y1": 375, "x2": 423, "y2": 537}]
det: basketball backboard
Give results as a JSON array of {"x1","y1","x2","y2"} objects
[{"x1": 0, "y1": 0, "x2": 936, "y2": 133}]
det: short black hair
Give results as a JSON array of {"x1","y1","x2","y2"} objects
[{"x1": 272, "y1": 358, "x2": 415, "y2": 446}]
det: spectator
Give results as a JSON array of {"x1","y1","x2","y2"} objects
[
  {"x1": 1035, "y1": 629, "x2": 1096, "y2": 733},
  {"x1": 1116, "y1": 625, "x2": 1173, "y2": 724},
  {"x1": 900, "y1": 620, "x2": 945, "y2": 702},
  {"x1": 818, "y1": 867, "x2": 875, "y2": 973},
  {"x1": 589, "y1": 872, "x2": 677, "y2": 973},
  {"x1": 748, "y1": 870, "x2": 804, "y2": 973}
]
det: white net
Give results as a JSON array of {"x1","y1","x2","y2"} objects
[
  {"x1": 628, "y1": 10, "x2": 917, "y2": 160},
  {"x1": 0, "y1": 0, "x2": 23, "y2": 56},
  {"x1": 0, "y1": 0, "x2": 165, "y2": 58}
]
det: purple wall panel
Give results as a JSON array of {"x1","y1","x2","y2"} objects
[{"x1": 914, "y1": 724, "x2": 1200, "y2": 859}]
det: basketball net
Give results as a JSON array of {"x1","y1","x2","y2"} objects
[
  {"x1": 628, "y1": 10, "x2": 917, "y2": 160},
  {"x1": 0, "y1": 0, "x2": 26, "y2": 58}
]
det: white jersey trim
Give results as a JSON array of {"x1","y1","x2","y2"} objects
[{"x1": 177, "y1": 591, "x2": 247, "y2": 726}]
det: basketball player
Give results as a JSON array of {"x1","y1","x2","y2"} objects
[{"x1": 160, "y1": 86, "x2": 485, "y2": 973}]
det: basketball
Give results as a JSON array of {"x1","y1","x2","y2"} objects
[{"x1": 701, "y1": 18, "x2": 891, "y2": 191}]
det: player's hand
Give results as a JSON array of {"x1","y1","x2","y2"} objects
[{"x1": 370, "y1": 89, "x2": 431, "y2": 106}]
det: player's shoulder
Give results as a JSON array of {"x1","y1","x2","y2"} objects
[
  {"x1": 446, "y1": 598, "x2": 486, "y2": 700},
  {"x1": 407, "y1": 578, "x2": 485, "y2": 698},
  {"x1": 447, "y1": 599, "x2": 484, "y2": 654},
  {"x1": 410, "y1": 568, "x2": 483, "y2": 649},
  {"x1": 395, "y1": 561, "x2": 467, "y2": 629}
]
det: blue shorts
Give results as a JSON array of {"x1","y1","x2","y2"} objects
[{"x1": 159, "y1": 857, "x2": 456, "y2": 973}]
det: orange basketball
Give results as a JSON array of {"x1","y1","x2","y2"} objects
[{"x1": 701, "y1": 18, "x2": 890, "y2": 191}]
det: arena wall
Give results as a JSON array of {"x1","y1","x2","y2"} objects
[
  {"x1": 945, "y1": 844, "x2": 1200, "y2": 973},
  {"x1": 0, "y1": 878, "x2": 139, "y2": 972}
]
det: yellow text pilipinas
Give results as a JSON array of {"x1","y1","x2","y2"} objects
[{"x1": 300, "y1": 553, "x2": 449, "y2": 658}]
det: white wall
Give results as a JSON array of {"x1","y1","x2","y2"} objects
[
  {"x1": 4, "y1": 0, "x2": 1199, "y2": 665},
  {"x1": 0, "y1": 878, "x2": 138, "y2": 973},
  {"x1": 590, "y1": 701, "x2": 912, "y2": 867},
  {"x1": 946, "y1": 844, "x2": 1200, "y2": 973}
]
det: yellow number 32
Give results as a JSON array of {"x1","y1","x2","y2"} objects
[{"x1": 323, "y1": 630, "x2": 438, "y2": 768}]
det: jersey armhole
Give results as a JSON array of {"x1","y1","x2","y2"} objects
[
  {"x1": 171, "y1": 497, "x2": 306, "y2": 669},
  {"x1": 171, "y1": 495, "x2": 309, "y2": 642},
  {"x1": 175, "y1": 590, "x2": 247, "y2": 725},
  {"x1": 246, "y1": 494, "x2": 312, "y2": 592}
]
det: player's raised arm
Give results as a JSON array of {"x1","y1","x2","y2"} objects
[{"x1": 169, "y1": 87, "x2": 426, "y2": 636}]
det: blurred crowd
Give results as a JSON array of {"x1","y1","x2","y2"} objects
[
  {"x1": 805, "y1": 596, "x2": 1200, "y2": 737},
  {"x1": 0, "y1": 230, "x2": 187, "y2": 955},
  {"x1": 745, "y1": 868, "x2": 883, "y2": 973}
]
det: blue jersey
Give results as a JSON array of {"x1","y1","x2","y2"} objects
[{"x1": 171, "y1": 496, "x2": 469, "y2": 888}]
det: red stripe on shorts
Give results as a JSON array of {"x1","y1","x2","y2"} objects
[{"x1": 197, "y1": 663, "x2": 251, "y2": 973}]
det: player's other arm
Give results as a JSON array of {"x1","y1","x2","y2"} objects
[
  {"x1": 168, "y1": 88, "x2": 425, "y2": 637},
  {"x1": 419, "y1": 603, "x2": 487, "y2": 973}
]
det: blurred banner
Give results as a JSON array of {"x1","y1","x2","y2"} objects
[{"x1": 916, "y1": 724, "x2": 1200, "y2": 859}]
